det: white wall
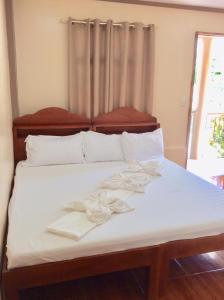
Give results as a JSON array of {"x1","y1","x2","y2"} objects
[
  {"x1": 12, "y1": 0, "x2": 224, "y2": 165},
  {"x1": 0, "y1": 0, "x2": 14, "y2": 262}
]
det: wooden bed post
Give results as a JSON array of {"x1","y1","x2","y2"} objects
[
  {"x1": 2, "y1": 276, "x2": 20, "y2": 300},
  {"x1": 158, "y1": 247, "x2": 170, "y2": 297},
  {"x1": 147, "y1": 259, "x2": 160, "y2": 300},
  {"x1": 3, "y1": 289, "x2": 20, "y2": 300}
]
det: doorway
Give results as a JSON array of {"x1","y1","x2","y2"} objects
[{"x1": 187, "y1": 33, "x2": 224, "y2": 188}]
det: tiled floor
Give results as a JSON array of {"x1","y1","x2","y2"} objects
[{"x1": 21, "y1": 251, "x2": 224, "y2": 300}]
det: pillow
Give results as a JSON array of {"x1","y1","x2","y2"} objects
[
  {"x1": 24, "y1": 134, "x2": 84, "y2": 166},
  {"x1": 82, "y1": 131, "x2": 123, "y2": 162},
  {"x1": 121, "y1": 128, "x2": 164, "y2": 161}
]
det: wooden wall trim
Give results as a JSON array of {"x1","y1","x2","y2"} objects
[
  {"x1": 99, "y1": 0, "x2": 224, "y2": 14},
  {"x1": 5, "y1": 0, "x2": 19, "y2": 117},
  {"x1": 197, "y1": 32, "x2": 224, "y2": 37},
  {"x1": 185, "y1": 32, "x2": 198, "y2": 167},
  {"x1": 185, "y1": 32, "x2": 221, "y2": 167},
  {"x1": 191, "y1": 36, "x2": 212, "y2": 159}
]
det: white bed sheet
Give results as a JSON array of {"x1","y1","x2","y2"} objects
[{"x1": 7, "y1": 159, "x2": 224, "y2": 269}]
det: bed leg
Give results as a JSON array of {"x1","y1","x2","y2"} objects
[
  {"x1": 3, "y1": 288, "x2": 20, "y2": 300},
  {"x1": 2, "y1": 276, "x2": 20, "y2": 300},
  {"x1": 158, "y1": 256, "x2": 170, "y2": 297},
  {"x1": 146, "y1": 262, "x2": 160, "y2": 300}
]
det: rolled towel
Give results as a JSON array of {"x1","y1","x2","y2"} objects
[
  {"x1": 125, "y1": 160, "x2": 163, "y2": 177},
  {"x1": 141, "y1": 160, "x2": 164, "y2": 176},
  {"x1": 68, "y1": 201, "x2": 86, "y2": 212},
  {"x1": 65, "y1": 189, "x2": 134, "y2": 224},
  {"x1": 86, "y1": 203, "x2": 112, "y2": 224},
  {"x1": 125, "y1": 162, "x2": 143, "y2": 173},
  {"x1": 106, "y1": 198, "x2": 134, "y2": 213},
  {"x1": 100, "y1": 172, "x2": 151, "y2": 193},
  {"x1": 66, "y1": 189, "x2": 133, "y2": 210}
]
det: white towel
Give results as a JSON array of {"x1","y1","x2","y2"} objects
[
  {"x1": 47, "y1": 212, "x2": 96, "y2": 240},
  {"x1": 47, "y1": 161, "x2": 162, "y2": 241},
  {"x1": 47, "y1": 189, "x2": 134, "y2": 240},
  {"x1": 126, "y1": 159, "x2": 163, "y2": 177},
  {"x1": 66, "y1": 189, "x2": 134, "y2": 224},
  {"x1": 100, "y1": 172, "x2": 151, "y2": 193},
  {"x1": 86, "y1": 203, "x2": 112, "y2": 224},
  {"x1": 141, "y1": 160, "x2": 164, "y2": 176}
]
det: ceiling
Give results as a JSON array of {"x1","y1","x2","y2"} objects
[{"x1": 141, "y1": 0, "x2": 224, "y2": 9}]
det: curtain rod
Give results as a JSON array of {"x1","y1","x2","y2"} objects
[{"x1": 70, "y1": 19, "x2": 152, "y2": 28}]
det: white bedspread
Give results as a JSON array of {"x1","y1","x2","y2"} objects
[{"x1": 7, "y1": 159, "x2": 224, "y2": 269}]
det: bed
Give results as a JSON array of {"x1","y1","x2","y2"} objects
[
  {"x1": 2, "y1": 107, "x2": 160, "y2": 300},
  {"x1": 2, "y1": 107, "x2": 224, "y2": 300}
]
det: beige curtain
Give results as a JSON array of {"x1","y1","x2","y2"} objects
[{"x1": 69, "y1": 19, "x2": 154, "y2": 118}]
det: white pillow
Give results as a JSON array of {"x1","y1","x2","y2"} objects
[
  {"x1": 82, "y1": 131, "x2": 123, "y2": 162},
  {"x1": 121, "y1": 128, "x2": 164, "y2": 161},
  {"x1": 24, "y1": 134, "x2": 84, "y2": 166}
]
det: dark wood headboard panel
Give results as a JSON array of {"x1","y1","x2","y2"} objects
[
  {"x1": 13, "y1": 107, "x2": 91, "y2": 164},
  {"x1": 13, "y1": 106, "x2": 159, "y2": 164},
  {"x1": 92, "y1": 107, "x2": 159, "y2": 134}
]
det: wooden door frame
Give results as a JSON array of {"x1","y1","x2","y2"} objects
[{"x1": 185, "y1": 31, "x2": 224, "y2": 168}]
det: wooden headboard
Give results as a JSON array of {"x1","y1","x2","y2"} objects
[
  {"x1": 93, "y1": 107, "x2": 159, "y2": 134},
  {"x1": 13, "y1": 107, "x2": 159, "y2": 164},
  {"x1": 13, "y1": 107, "x2": 91, "y2": 164}
]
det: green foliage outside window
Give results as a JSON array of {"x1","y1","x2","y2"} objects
[{"x1": 209, "y1": 114, "x2": 224, "y2": 158}]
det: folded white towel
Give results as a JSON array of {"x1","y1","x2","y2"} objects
[{"x1": 47, "y1": 212, "x2": 96, "y2": 240}]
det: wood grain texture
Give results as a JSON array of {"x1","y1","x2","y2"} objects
[
  {"x1": 13, "y1": 107, "x2": 92, "y2": 164},
  {"x1": 13, "y1": 107, "x2": 90, "y2": 125},
  {"x1": 93, "y1": 107, "x2": 157, "y2": 124},
  {"x1": 93, "y1": 107, "x2": 159, "y2": 134},
  {"x1": 158, "y1": 233, "x2": 224, "y2": 295},
  {"x1": 2, "y1": 246, "x2": 159, "y2": 300}
]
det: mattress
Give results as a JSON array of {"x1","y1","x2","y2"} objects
[{"x1": 7, "y1": 159, "x2": 224, "y2": 269}]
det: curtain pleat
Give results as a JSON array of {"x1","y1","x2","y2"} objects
[
  {"x1": 146, "y1": 25, "x2": 155, "y2": 114},
  {"x1": 103, "y1": 20, "x2": 112, "y2": 114},
  {"x1": 69, "y1": 19, "x2": 154, "y2": 117},
  {"x1": 132, "y1": 23, "x2": 144, "y2": 111},
  {"x1": 69, "y1": 18, "x2": 91, "y2": 118},
  {"x1": 108, "y1": 21, "x2": 114, "y2": 112},
  {"x1": 119, "y1": 22, "x2": 129, "y2": 107},
  {"x1": 92, "y1": 19, "x2": 100, "y2": 117}
]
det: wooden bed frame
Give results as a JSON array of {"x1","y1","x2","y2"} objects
[
  {"x1": 2, "y1": 107, "x2": 160, "y2": 300},
  {"x1": 2, "y1": 106, "x2": 224, "y2": 300}
]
